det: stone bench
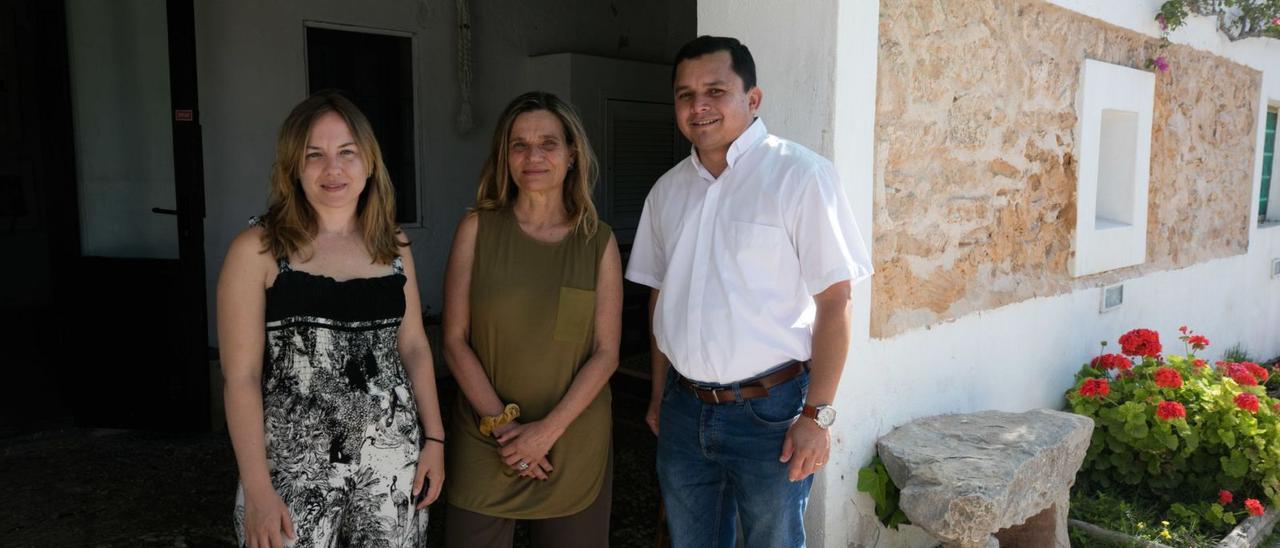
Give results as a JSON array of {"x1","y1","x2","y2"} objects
[{"x1": 876, "y1": 409, "x2": 1094, "y2": 548}]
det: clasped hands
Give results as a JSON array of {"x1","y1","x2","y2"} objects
[{"x1": 493, "y1": 420, "x2": 560, "y2": 480}]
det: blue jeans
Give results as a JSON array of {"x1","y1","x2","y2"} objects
[{"x1": 656, "y1": 366, "x2": 812, "y2": 548}]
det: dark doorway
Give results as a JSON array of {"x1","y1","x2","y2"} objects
[
  {"x1": 30, "y1": 0, "x2": 209, "y2": 432},
  {"x1": 306, "y1": 25, "x2": 418, "y2": 224},
  {"x1": 1, "y1": 0, "x2": 63, "y2": 434},
  {"x1": 602, "y1": 99, "x2": 689, "y2": 367}
]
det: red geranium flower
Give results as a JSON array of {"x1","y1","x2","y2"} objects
[
  {"x1": 1193, "y1": 359, "x2": 1207, "y2": 368},
  {"x1": 1179, "y1": 325, "x2": 1189, "y2": 334},
  {"x1": 1222, "y1": 363, "x2": 1259, "y2": 386},
  {"x1": 1091, "y1": 353, "x2": 1132, "y2": 371},
  {"x1": 1236, "y1": 393, "x2": 1260, "y2": 414},
  {"x1": 1079, "y1": 378, "x2": 1110, "y2": 399},
  {"x1": 1119, "y1": 329, "x2": 1162, "y2": 358},
  {"x1": 1220, "y1": 490, "x2": 1234, "y2": 505},
  {"x1": 1187, "y1": 334, "x2": 1210, "y2": 350},
  {"x1": 1246, "y1": 498, "x2": 1265, "y2": 516},
  {"x1": 1154, "y1": 367, "x2": 1183, "y2": 389},
  {"x1": 1245, "y1": 362, "x2": 1269, "y2": 382},
  {"x1": 1156, "y1": 401, "x2": 1186, "y2": 421}
]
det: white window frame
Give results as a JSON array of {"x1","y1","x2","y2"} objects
[
  {"x1": 1070, "y1": 59, "x2": 1156, "y2": 277},
  {"x1": 1259, "y1": 101, "x2": 1280, "y2": 228}
]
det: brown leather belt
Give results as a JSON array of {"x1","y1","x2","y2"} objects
[{"x1": 678, "y1": 361, "x2": 808, "y2": 404}]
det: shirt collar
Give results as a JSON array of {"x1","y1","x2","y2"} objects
[{"x1": 691, "y1": 118, "x2": 768, "y2": 181}]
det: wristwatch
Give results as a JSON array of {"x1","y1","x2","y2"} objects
[{"x1": 801, "y1": 404, "x2": 837, "y2": 429}]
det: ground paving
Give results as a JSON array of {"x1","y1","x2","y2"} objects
[{"x1": 0, "y1": 376, "x2": 661, "y2": 547}]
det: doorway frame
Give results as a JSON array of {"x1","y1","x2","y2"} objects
[
  {"x1": 39, "y1": 0, "x2": 211, "y2": 431},
  {"x1": 301, "y1": 19, "x2": 426, "y2": 229}
]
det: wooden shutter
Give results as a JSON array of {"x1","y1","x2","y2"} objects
[
  {"x1": 605, "y1": 99, "x2": 685, "y2": 247},
  {"x1": 1262, "y1": 109, "x2": 1276, "y2": 220}
]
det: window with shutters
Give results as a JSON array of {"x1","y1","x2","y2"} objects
[
  {"x1": 604, "y1": 99, "x2": 686, "y2": 248},
  {"x1": 604, "y1": 99, "x2": 687, "y2": 363},
  {"x1": 1260, "y1": 107, "x2": 1277, "y2": 225}
]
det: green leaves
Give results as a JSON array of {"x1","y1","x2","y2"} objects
[
  {"x1": 856, "y1": 456, "x2": 911, "y2": 529},
  {"x1": 1182, "y1": 427, "x2": 1201, "y2": 452},
  {"x1": 1126, "y1": 421, "x2": 1151, "y2": 440},
  {"x1": 1157, "y1": 0, "x2": 1280, "y2": 41},
  {"x1": 1203, "y1": 502, "x2": 1237, "y2": 526},
  {"x1": 1153, "y1": 425, "x2": 1180, "y2": 451},
  {"x1": 1220, "y1": 429, "x2": 1237, "y2": 449},
  {"x1": 1222, "y1": 453, "x2": 1250, "y2": 478}
]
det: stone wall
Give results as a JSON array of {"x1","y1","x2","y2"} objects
[{"x1": 872, "y1": 0, "x2": 1261, "y2": 338}]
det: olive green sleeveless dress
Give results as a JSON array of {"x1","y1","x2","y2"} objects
[{"x1": 446, "y1": 208, "x2": 612, "y2": 518}]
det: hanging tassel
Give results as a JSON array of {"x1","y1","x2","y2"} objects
[{"x1": 455, "y1": 0, "x2": 475, "y2": 134}]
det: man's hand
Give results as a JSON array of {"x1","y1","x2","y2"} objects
[
  {"x1": 779, "y1": 417, "x2": 829, "y2": 481},
  {"x1": 645, "y1": 397, "x2": 661, "y2": 435}
]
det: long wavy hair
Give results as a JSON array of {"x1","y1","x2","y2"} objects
[
  {"x1": 260, "y1": 91, "x2": 406, "y2": 264},
  {"x1": 474, "y1": 91, "x2": 599, "y2": 236}
]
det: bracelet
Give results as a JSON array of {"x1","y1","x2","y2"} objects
[
  {"x1": 424, "y1": 436, "x2": 445, "y2": 445},
  {"x1": 478, "y1": 403, "x2": 521, "y2": 437}
]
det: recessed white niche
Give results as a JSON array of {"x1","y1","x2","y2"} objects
[{"x1": 1071, "y1": 59, "x2": 1155, "y2": 277}]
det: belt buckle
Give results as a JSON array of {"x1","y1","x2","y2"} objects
[{"x1": 712, "y1": 389, "x2": 721, "y2": 404}]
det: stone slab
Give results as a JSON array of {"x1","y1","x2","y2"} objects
[{"x1": 877, "y1": 409, "x2": 1094, "y2": 547}]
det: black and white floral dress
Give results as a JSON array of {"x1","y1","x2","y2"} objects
[{"x1": 233, "y1": 249, "x2": 427, "y2": 547}]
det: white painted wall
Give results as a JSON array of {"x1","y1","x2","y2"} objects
[
  {"x1": 697, "y1": 0, "x2": 838, "y2": 156},
  {"x1": 699, "y1": 1, "x2": 1280, "y2": 546},
  {"x1": 196, "y1": 0, "x2": 694, "y2": 342}
]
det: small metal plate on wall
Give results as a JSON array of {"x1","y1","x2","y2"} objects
[{"x1": 1100, "y1": 283, "x2": 1124, "y2": 313}]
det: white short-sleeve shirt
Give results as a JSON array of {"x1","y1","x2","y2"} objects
[{"x1": 625, "y1": 119, "x2": 874, "y2": 384}]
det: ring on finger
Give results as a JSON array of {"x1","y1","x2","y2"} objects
[{"x1": 518, "y1": 460, "x2": 530, "y2": 471}]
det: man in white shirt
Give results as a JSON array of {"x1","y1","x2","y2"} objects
[{"x1": 625, "y1": 36, "x2": 874, "y2": 547}]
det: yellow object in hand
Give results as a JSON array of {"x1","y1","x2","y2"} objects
[{"x1": 479, "y1": 403, "x2": 521, "y2": 437}]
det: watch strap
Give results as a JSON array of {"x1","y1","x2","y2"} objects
[
  {"x1": 802, "y1": 404, "x2": 835, "y2": 428},
  {"x1": 801, "y1": 404, "x2": 820, "y2": 420}
]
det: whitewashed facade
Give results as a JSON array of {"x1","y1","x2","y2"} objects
[{"x1": 695, "y1": 1, "x2": 1280, "y2": 546}]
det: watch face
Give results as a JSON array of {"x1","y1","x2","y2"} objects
[{"x1": 816, "y1": 406, "x2": 837, "y2": 427}]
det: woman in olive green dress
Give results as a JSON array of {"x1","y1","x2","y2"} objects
[{"x1": 441, "y1": 91, "x2": 622, "y2": 547}]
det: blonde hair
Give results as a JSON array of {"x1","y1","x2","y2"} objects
[
  {"x1": 474, "y1": 91, "x2": 599, "y2": 236},
  {"x1": 260, "y1": 91, "x2": 406, "y2": 264}
]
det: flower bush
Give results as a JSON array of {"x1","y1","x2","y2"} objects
[
  {"x1": 1157, "y1": 0, "x2": 1280, "y2": 42},
  {"x1": 1067, "y1": 327, "x2": 1280, "y2": 526}
]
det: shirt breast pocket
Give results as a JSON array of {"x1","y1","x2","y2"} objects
[
  {"x1": 729, "y1": 221, "x2": 788, "y2": 290},
  {"x1": 554, "y1": 286, "x2": 596, "y2": 343}
]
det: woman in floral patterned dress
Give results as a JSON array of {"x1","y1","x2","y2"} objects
[{"x1": 217, "y1": 91, "x2": 445, "y2": 548}]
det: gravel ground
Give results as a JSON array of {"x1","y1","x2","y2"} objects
[{"x1": 0, "y1": 376, "x2": 661, "y2": 548}]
